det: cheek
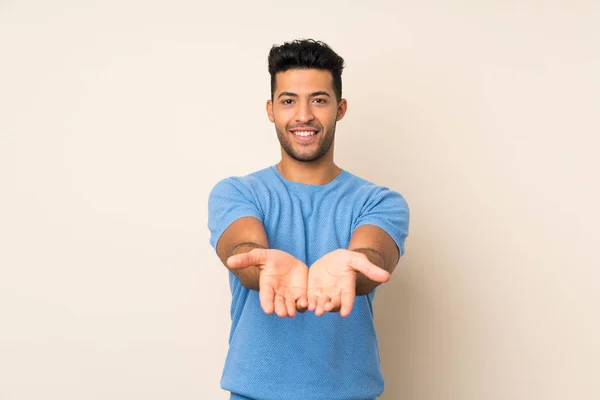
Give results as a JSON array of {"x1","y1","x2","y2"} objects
[
  {"x1": 274, "y1": 110, "x2": 294, "y2": 128},
  {"x1": 316, "y1": 109, "x2": 338, "y2": 128},
  {"x1": 274, "y1": 118, "x2": 289, "y2": 133}
]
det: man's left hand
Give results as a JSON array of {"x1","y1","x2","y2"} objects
[{"x1": 307, "y1": 249, "x2": 390, "y2": 317}]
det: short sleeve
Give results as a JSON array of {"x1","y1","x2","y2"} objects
[
  {"x1": 352, "y1": 187, "x2": 410, "y2": 257},
  {"x1": 207, "y1": 177, "x2": 264, "y2": 250}
]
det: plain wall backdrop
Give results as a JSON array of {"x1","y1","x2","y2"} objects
[{"x1": 1, "y1": 1, "x2": 599, "y2": 399}]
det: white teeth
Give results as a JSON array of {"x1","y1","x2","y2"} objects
[{"x1": 293, "y1": 131, "x2": 316, "y2": 137}]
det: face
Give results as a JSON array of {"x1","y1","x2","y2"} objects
[{"x1": 267, "y1": 69, "x2": 347, "y2": 163}]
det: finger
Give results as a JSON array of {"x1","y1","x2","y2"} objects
[
  {"x1": 296, "y1": 302, "x2": 308, "y2": 313},
  {"x1": 274, "y1": 294, "x2": 287, "y2": 318},
  {"x1": 259, "y1": 285, "x2": 275, "y2": 315},
  {"x1": 349, "y1": 252, "x2": 391, "y2": 283},
  {"x1": 307, "y1": 290, "x2": 320, "y2": 311},
  {"x1": 296, "y1": 295, "x2": 308, "y2": 310},
  {"x1": 285, "y1": 297, "x2": 297, "y2": 318},
  {"x1": 227, "y1": 248, "x2": 269, "y2": 269},
  {"x1": 315, "y1": 295, "x2": 330, "y2": 317},
  {"x1": 324, "y1": 295, "x2": 341, "y2": 313},
  {"x1": 340, "y1": 288, "x2": 356, "y2": 317}
]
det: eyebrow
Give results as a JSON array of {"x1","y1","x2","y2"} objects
[{"x1": 277, "y1": 91, "x2": 332, "y2": 99}]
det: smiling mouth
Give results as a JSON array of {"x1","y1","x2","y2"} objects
[{"x1": 291, "y1": 130, "x2": 319, "y2": 137}]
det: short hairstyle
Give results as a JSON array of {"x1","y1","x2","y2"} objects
[{"x1": 268, "y1": 39, "x2": 345, "y2": 102}]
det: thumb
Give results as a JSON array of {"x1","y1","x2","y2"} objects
[
  {"x1": 348, "y1": 252, "x2": 391, "y2": 283},
  {"x1": 227, "y1": 248, "x2": 269, "y2": 269}
]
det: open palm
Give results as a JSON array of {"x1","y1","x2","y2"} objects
[
  {"x1": 308, "y1": 249, "x2": 390, "y2": 317},
  {"x1": 227, "y1": 248, "x2": 308, "y2": 318}
]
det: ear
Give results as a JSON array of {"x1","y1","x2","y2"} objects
[
  {"x1": 336, "y1": 98, "x2": 347, "y2": 121},
  {"x1": 266, "y1": 99, "x2": 274, "y2": 123}
]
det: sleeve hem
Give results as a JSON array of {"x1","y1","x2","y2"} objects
[
  {"x1": 209, "y1": 210, "x2": 263, "y2": 250},
  {"x1": 353, "y1": 220, "x2": 406, "y2": 258}
]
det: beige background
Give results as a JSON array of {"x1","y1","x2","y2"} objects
[{"x1": 1, "y1": 1, "x2": 599, "y2": 399}]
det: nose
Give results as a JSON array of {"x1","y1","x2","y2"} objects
[{"x1": 294, "y1": 101, "x2": 314, "y2": 124}]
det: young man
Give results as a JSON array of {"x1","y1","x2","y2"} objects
[{"x1": 208, "y1": 39, "x2": 410, "y2": 400}]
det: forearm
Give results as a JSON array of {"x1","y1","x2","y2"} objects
[
  {"x1": 226, "y1": 242, "x2": 266, "y2": 291},
  {"x1": 351, "y1": 248, "x2": 388, "y2": 295}
]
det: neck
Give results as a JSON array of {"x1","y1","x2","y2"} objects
[{"x1": 276, "y1": 151, "x2": 341, "y2": 185}]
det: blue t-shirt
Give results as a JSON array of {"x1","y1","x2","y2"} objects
[{"x1": 208, "y1": 166, "x2": 409, "y2": 400}]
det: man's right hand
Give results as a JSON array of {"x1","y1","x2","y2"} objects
[{"x1": 227, "y1": 249, "x2": 308, "y2": 318}]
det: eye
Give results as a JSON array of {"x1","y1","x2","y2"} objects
[
  {"x1": 281, "y1": 99, "x2": 294, "y2": 105},
  {"x1": 313, "y1": 98, "x2": 327, "y2": 104}
]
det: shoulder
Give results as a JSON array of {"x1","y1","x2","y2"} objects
[
  {"x1": 344, "y1": 172, "x2": 410, "y2": 255},
  {"x1": 209, "y1": 166, "x2": 274, "y2": 196},
  {"x1": 343, "y1": 171, "x2": 409, "y2": 210}
]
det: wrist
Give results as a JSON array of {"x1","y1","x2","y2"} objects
[
  {"x1": 229, "y1": 243, "x2": 267, "y2": 291},
  {"x1": 349, "y1": 248, "x2": 385, "y2": 268},
  {"x1": 230, "y1": 242, "x2": 267, "y2": 256},
  {"x1": 348, "y1": 248, "x2": 386, "y2": 295}
]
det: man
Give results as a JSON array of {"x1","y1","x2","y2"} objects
[{"x1": 208, "y1": 39, "x2": 410, "y2": 400}]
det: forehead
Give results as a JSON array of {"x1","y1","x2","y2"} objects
[{"x1": 274, "y1": 69, "x2": 334, "y2": 95}]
